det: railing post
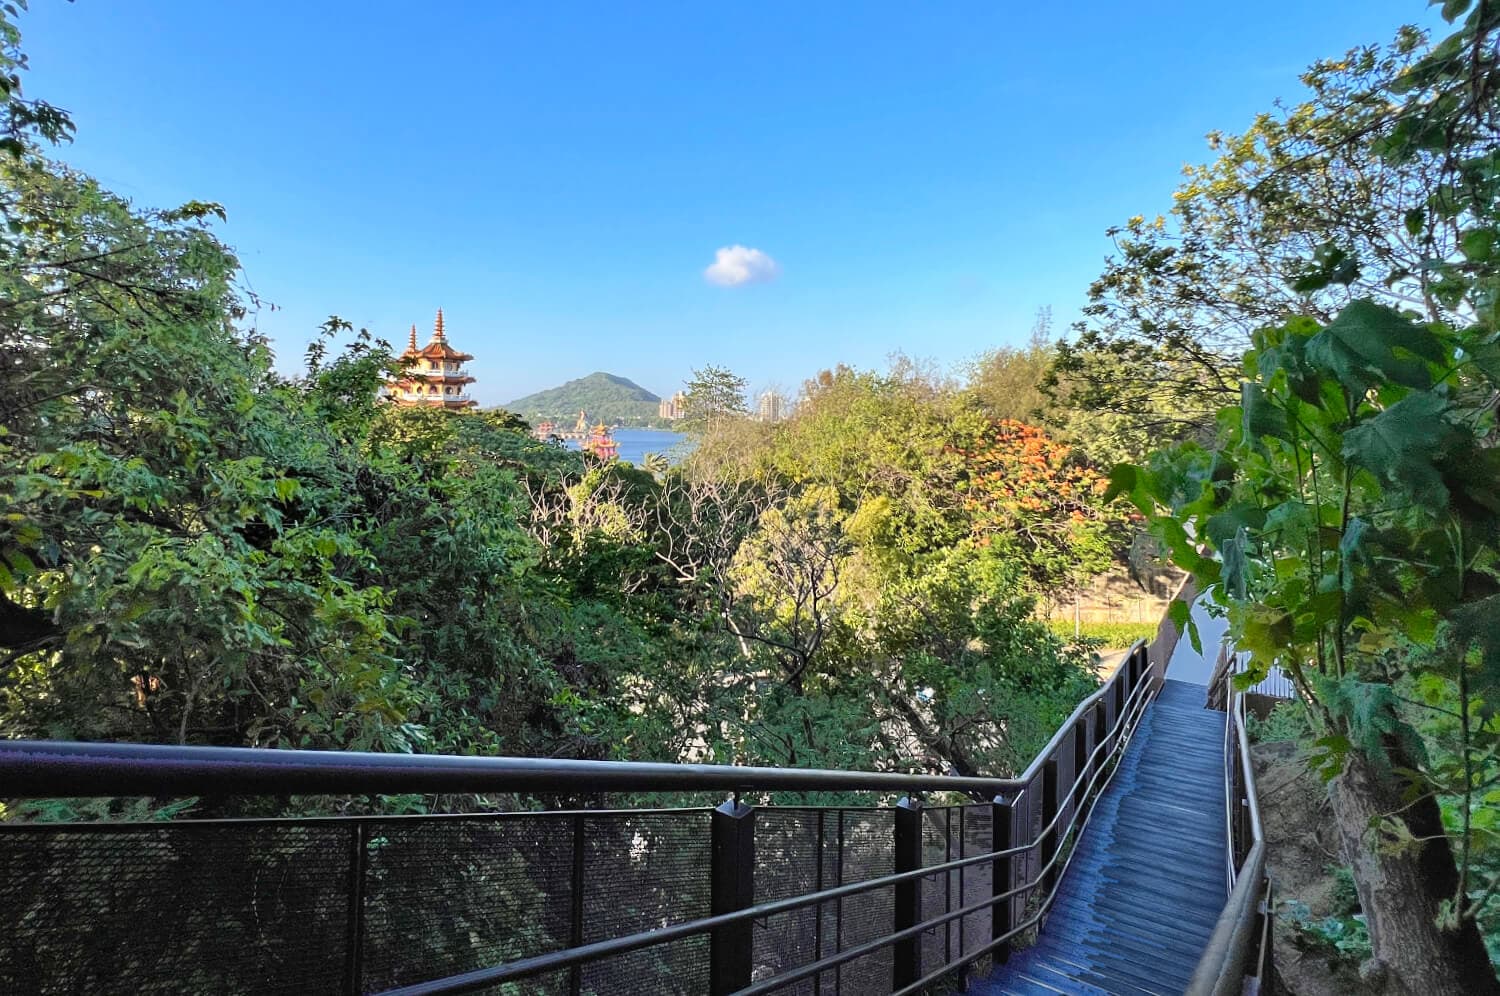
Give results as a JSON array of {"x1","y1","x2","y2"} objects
[
  {"x1": 710, "y1": 799, "x2": 755, "y2": 996},
  {"x1": 1041, "y1": 758, "x2": 1060, "y2": 896},
  {"x1": 813, "y1": 808, "x2": 825, "y2": 983},
  {"x1": 1114, "y1": 666, "x2": 1127, "y2": 730},
  {"x1": 570, "y1": 813, "x2": 585, "y2": 996},
  {"x1": 342, "y1": 822, "x2": 368, "y2": 996},
  {"x1": 1258, "y1": 880, "x2": 1276, "y2": 995},
  {"x1": 1072, "y1": 714, "x2": 1089, "y2": 815},
  {"x1": 893, "y1": 796, "x2": 923, "y2": 989},
  {"x1": 992, "y1": 795, "x2": 1014, "y2": 964},
  {"x1": 1091, "y1": 701, "x2": 1107, "y2": 785}
]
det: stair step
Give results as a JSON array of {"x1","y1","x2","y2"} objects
[{"x1": 975, "y1": 669, "x2": 1231, "y2": 996}]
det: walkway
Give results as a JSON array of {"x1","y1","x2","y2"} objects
[{"x1": 975, "y1": 670, "x2": 1227, "y2": 994}]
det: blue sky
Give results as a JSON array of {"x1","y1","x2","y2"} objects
[{"x1": 21, "y1": 1, "x2": 1442, "y2": 406}]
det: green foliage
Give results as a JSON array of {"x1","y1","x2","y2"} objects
[
  {"x1": 1048, "y1": 23, "x2": 1465, "y2": 458},
  {"x1": 1282, "y1": 897, "x2": 1372, "y2": 967},
  {"x1": 1245, "y1": 697, "x2": 1311, "y2": 743},
  {"x1": 959, "y1": 419, "x2": 1130, "y2": 596},
  {"x1": 1045, "y1": 620, "x2": 1157, "y2": 648},
  {"x1": 1283, "y1": 865, "x2": 1371, "y2": 967},
  {"x1": 657, "y1": 361, "x2": 1123, "y2": 780},
  {"x1": 677, "y1": 364, "x2": 748, "y2": 433},
  {"x1": 1110, "y1": 6, "x2": 1500, "y2": 973}
]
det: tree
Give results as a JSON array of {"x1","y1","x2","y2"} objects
[
  {"x1": 1049, "y1": 24, "x2": 1465, "y2": 457},
  {"x1": 0, "y1": 155, "x2": 419, "y2": 749},
  {"x1": 678, "y1": 364, "x2": 747, "y2": 433},
  {"x1": 965, "y1": 307, "x2": 1055, "y2": 423},
  {"x1": 0, "y1": 13, "x2": 641, "y2": 762},
  {"x1": 658, "y1": 361, "x2": 1111, "y2": 780},
  {"x1": 0, "y1": 1, "x2": 72, "y2": 158},
  {"x1": 1112, "y1": 6, "x2": 1500, "y2": 988},
  {"x1": 957, "y1": 419, "x2": 1127, "y2": 598}
]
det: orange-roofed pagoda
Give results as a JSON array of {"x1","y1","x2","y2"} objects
[
  {"x1": 583, "y1": 422, "x2": 619, "y2": 461},
  {"x1": 387, "y1": 309, "x2": 477, "y2": 409}
]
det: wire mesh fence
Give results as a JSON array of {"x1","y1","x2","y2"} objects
[
  {"x1": 0, "y1": 803, "x2": 998, "y2": 996},
  {"x1": 0, "y1": 640, "x2": 1167, "y2": 995}
]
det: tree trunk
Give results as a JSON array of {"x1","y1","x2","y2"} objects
[
  {"x1": 1330, "y1": 749, "x2": 1499, "y2": 995},
  {"x1": 0, "y1": 589, "x2": 56, "y2": 651}
]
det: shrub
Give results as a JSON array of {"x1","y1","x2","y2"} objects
[
  {"x1": 1246, "y1": 698, "x2": 1311, "y2": 743},
  {"x1": 1046, "y1": 620, "x2": 1156, "y2": 648}
]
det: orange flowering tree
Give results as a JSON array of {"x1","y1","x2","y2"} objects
[{"x1": 958, "y1": 419, "x2": 1128, "y2": 596}]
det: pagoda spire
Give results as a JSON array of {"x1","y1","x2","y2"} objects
[{"x1": 383, "y1": 309, "x2": 476, "y2": 410}]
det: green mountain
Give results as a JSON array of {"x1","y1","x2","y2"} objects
[{"x1": 505, "y1": 371, "x2": 663, "y2": 425}]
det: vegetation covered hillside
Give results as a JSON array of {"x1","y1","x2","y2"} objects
[
  {"x1": 505, "y1": 370, "x2": 662, "y2": 425},
  {"x1": 0, "y1": 4, "x2": 1127, "y2": 812}
]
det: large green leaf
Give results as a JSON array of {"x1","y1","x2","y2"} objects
[
  {"x1": 1447, "y1": 594, "x2": 1500, "y2": 718},
  {"x1": 1169, "y1": 597, "x2": 1201, "y2": 654},
  {"x1": 1204, "y1": 503, "x2": 1267, "y2": 549},
  {"x1": 1341, "y1": 391, "x2": 1456, "y2": 511},
  {"x1": 1337, "y1": 516, "x2": 1370, "y2": 591},
  {"x1": 1310, "y1": 673, "x2": 1426, "y2": 775},
  {"x1": 1304, "y1": 300, "x2": 1445, "y2": 394},
  {"x1": 1103, "y1": 463, "x2": 1151, "y2": 513},
  {"x1": 1459, "y1": 332, "x2": 1500, "y2": 386},
  {"x1": 1241, "y1": 381, "x2": 1289, "y2": 443},
  {"x1": 1221, "y1": 526, "x2": 1252, "y2": 600},
  {"x1": 1255, "y1": 321, "x2": 1324, "y2": 405}
]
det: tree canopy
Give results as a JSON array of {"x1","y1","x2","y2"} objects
[
  {"x1": 0, "y1": 0, "x2": 1127, "y2": 812},
  {"x1": 1111, "y1": 3, "x2": 1500, "y2": 987},
  {"x1": 1049, "y1": 23, "x2": 1474, "y2": 462}
]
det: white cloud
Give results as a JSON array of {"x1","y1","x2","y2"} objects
[{"x1": 703, "y1": 245, "x2": 780, "y2": 287}]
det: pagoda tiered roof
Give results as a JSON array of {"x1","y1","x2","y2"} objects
[
  {"x1": 402, "y1": 309, "x2": 474, "y2": 363},
  {"x1": 387, "y1": 308, "x2": 478, "y2": 409}
]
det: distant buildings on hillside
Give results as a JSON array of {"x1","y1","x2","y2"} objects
[
  {"x1": 656, "y1": 389, "x2": 788, "y2": 422},
  {"x1": 386, "y1": 309, "x2": 477, "y2": 409},
  {"x1": 384, "y1": 317, "x2": 792, "y2": 434},
  {"x1": 658, "y1": 391, "x2": 686, "y2": 421}
]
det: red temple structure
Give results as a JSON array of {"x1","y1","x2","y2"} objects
[
  {"x1": 583, "y1": 422, "x2": 619, "y2": 461},
  {"x1": 387, "y1": 309, "x2": 477, "y2": 409}
]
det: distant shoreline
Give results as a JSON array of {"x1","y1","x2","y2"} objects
[{"x1": 561, "y1": 428, "x2": 691, "y2": 466}]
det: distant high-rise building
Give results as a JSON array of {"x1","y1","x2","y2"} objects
[
  {"x1": 756, "y1": 390, "x2": 785, "y2": 422},
  {"x1": 659, "y1": 391, "x2": 687, "y2": 420},
  {"x1": 386, "y1": 309, "x2": 477, "y2": 409}
]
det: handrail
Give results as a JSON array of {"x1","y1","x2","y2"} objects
[
  {"x1": 0, "y1": 738, "x2": 1026, "y2": 798},
  {"x1": 0, "y1": 641, "x2": 1152, "y2": 801},
  {"x1": 1220, "y1": 644, "x2": 1237, "y2": 892},
  {"x1": 1236, "y1": 673, "x2": 1265, "y2": 867},
  {"x1": 1188, "y1": 842, "x2": 1267, "y2": 996},
  {"x1": 0, "y1": 629, "x2": 1181, "y2": 995},
  {"x1": 382, "y1": 652, "x2": 1165, "y2": 996},
  {"x1": 1187, "y1": 645, "x2": 1271, "y2": 995}
]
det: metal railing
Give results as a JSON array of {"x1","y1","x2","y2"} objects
[
  {"x1": 1206, "y1": 645, "x2": 1298, "y2": 709},
  {"x1": 1187, "y1": 646, "x2": 1274, "y2": 996},
  {"x1": 0, "y1": 637, "x2": 1182, "y2": 995}
]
